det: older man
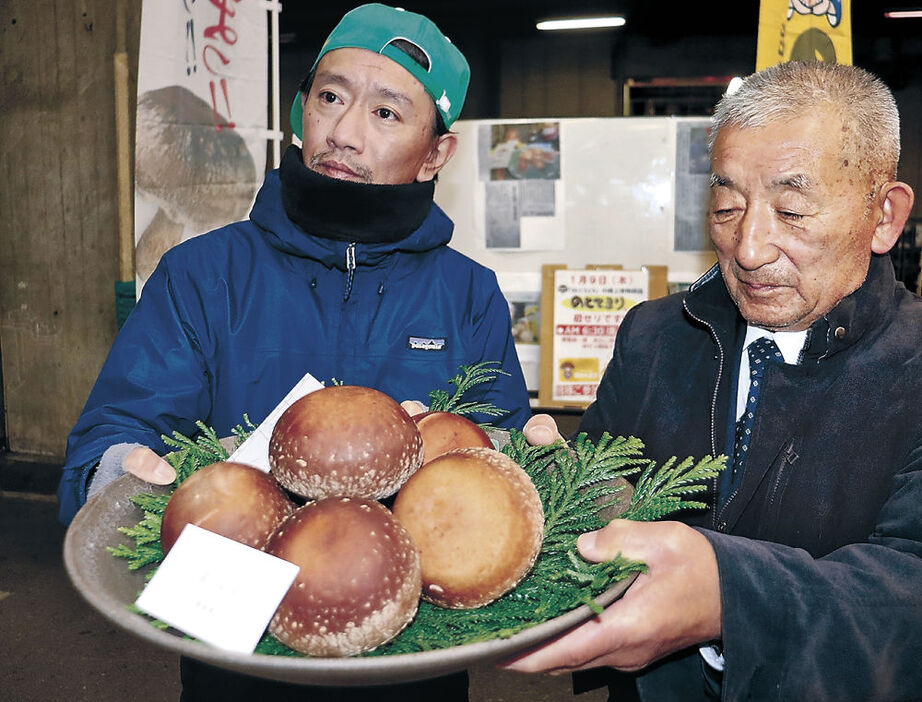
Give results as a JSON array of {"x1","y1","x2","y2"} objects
[
  {"x1": 60, "y1": 4, "x2": 531, "y2": 700},
  {"x1": 514, "y1": 61, "x2": 921, "y2": 701}
]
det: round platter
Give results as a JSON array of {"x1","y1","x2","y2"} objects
[{"x1": 63, "y1": 472, "x2": 636, "y2": 687}]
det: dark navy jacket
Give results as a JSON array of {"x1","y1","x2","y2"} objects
[
  {"x1": 580, "y1": 254, "x2": 922, "y2": 700},
  {"x1": 58, "y1": 169, "x2": 530, "y2": 524}
]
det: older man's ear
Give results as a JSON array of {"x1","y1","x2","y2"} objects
[{"x1": 871, "y1": 181, "x2": 915, "y2": 255}]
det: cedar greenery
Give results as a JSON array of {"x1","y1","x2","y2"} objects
[
  {"x1": 426, "y1": 361, "x2": 510, "y2": 419},
  {"x1": 624, "y1": 454, "x2": 724, "y2": 521},
  {"x1": 108, "y1": 362, "x2": 725, "y2": 655}
]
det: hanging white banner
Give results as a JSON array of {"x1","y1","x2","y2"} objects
[{"x1": 134, "y1": 0, "x2": 269, "y2": 287}]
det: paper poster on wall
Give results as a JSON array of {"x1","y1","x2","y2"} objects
[
  {"x1": 133, "y1": 0, "x2": 268, "y2": 291},
  {"x1": 477, "y1": 121, "x2": 564, "y2": 251},
  {"x1": 496, "y1": 272, "x2": 542, "y2": 392},
  {"x1": 550, "y1": 268, "x2": 648, "y2": 404},
  {"x1": 674, "y1": 119, "x2": 712, "y2": 253}
]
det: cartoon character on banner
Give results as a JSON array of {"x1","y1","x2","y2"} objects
[{"x1": 788, "y1": 0, "x2": 841, "y2": 27}]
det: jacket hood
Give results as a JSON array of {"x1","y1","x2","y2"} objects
[{"x1": 249, "y1": 149, "x2": 454, "y2": 270}]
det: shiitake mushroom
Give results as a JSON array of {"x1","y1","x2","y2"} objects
[
  {"x1": 413, "y1": 411, "x2": 493, "y2": 464},
  {"x1": 265, "y1": 496, "x2": 421, "y2": 656},
  {"x1": 159, "y1": 461, "x2": 294, "y2": 555},
  {"x1": 392, "y1": 447, "x2": 544, "y2": 609},
  {"x1": 269, "y1": 386, "x2": 424, "y2": 500}
]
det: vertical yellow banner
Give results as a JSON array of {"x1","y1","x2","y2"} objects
[{"x1": 756, "y1": 0, "x2": 852, "y2": 70}]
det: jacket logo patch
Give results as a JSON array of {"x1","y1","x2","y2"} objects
[{"x1": 408, "y1": 336, "x2": 446, "y2": 351}]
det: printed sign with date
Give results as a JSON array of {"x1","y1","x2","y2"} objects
[{"x1": 550, "y1": 269, "x2": 649, "y2": 403}]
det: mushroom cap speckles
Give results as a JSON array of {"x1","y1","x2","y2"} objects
[
  {"x1": 266, "y1": 497, "x2": 421, "y2": 656},
  {"x1": 392, "y1": 447, "x2": 544, "y2": 609},
  {"x1": 268, "y1": 386, "x2": 424, "y2": 500}
]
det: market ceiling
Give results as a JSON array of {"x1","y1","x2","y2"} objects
[{"x1": 277, "y1": 1, "x2": 922, "y2": 45}]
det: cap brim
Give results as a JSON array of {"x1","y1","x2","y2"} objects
[{"x1": 290, "y1": 92, "x2": 303, "y2": 140}]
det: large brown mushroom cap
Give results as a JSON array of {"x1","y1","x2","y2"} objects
[
  {"x1": 413, "y1": 411, "x2": 493, "y2": 464},
  {"x1": 392, "y1": 447, "x2": 545, "y2": 609},
  {"x1": 266, "y1": 497, "x2": 421, "y2": 656},
  {"x1": 268, "y1": 385, "x2": 424, "y2": 500},
  {"x1": 159, "y1": 461, "x2": 295, "y2": 555}
]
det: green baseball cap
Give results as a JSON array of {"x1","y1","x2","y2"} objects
[{"x1": 290, "y1": 3, "x2": 470, "y2": 138}]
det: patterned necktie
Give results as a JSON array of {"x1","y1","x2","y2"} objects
[{"x1": 733, "y1": 336, "x2": 783, "y2": 474}]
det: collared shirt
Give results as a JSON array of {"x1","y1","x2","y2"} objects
[{"x1": 735, "y1": 325, "x2": 809, "y2": 420}]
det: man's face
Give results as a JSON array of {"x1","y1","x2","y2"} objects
[
  {"x1": 300, "y1": 48, "x2": 443, "y2": 185},
  {"x1": 709, "y1": 111, "x2": 879, "y2": 331}
]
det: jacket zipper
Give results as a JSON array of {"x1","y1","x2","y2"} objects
[
  {"x1": 343, "y1": 242, "x2": 356, "y2": 302},
  {"x1": 768, "y1": 441, "x2": 799, "y2": 509},
  {"x1": 684, "y1": 300, "x2": 726, "y2": 530}
]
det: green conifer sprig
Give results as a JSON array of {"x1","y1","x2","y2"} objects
[
  {"x1": 427, "y1": 361, "x2": 510, "y2": 419},
  {"x1": 107, "y1": 510, "x2": 164, "y2": 571},
  {"x1": 528, "y1": 432, "x2": 649, "y2": 542},
  {"x1": 230, "y1": 414, "x2": 256, "y2": 446},
  {"x1": 495, "y1": 429, "x2": 652, "y2": 615},
  {"x1": 621, "y1": 454, "x2": 726, "y2": 522},
  {"x1": 107, "y1": 369, "x2": 725, "y2": 657},
  {"x1": 106, "y1": 489, "x2": 170, "y2": 571},
  {"x1": 129, "y1": 491, "x2": 171, "y2": 515},
  {"x1": 161, "y1": 420, "x2": 233, "y2": 483}
]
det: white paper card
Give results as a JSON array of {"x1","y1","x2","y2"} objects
[
  {"x1": 228, "y1": 372, "x2": 325, "y2": 471},
  {"x1": 135, "y1": 524, "x2": 299, "y2": 654}
]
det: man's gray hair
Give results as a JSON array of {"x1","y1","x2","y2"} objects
[{"x1": 709, "y1": 61, "x2": 901, "y2": 181}]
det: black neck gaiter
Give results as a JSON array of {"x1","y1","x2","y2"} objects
[{"x1": 279, "y1": 145, "x2": 435, "y2": 244}]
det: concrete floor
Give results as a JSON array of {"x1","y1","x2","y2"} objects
[{"x1": 0, "y1": 454, "x2": 606, "y2": 702}]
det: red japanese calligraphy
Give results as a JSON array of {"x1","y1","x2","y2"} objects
[{"x1": 201, "y1": 0, "x2": 241, "y2": 130}]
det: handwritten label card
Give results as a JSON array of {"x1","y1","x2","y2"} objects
[
  {"x1": 135, "y1": 524, "x2": 299, "y2": 654},
  {"x1": 228, "y1": 372, "x2": 325, "y2": 471}
]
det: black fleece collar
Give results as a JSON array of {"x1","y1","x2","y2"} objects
[
  {"x1": 686, "y1": 254, "x2": 898, "y2": 363},
  {"x1": 278, "y1": 145, "x2": 435, "y2": 244}
]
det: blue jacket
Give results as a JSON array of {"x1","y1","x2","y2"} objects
[
  {"x1": 58, "y1": 169, "x2": 530, "y2": 525},
  {"x1": 579, "y1": 254, "x2": 922, "y2": 700}
]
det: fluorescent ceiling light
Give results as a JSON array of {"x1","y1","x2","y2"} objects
[
  {"x1": 536, "y1": 16, "x2": 626, "y2": 31},
  {"x1": 885, "y1": 9, "x2": 922, "y2": 18}
]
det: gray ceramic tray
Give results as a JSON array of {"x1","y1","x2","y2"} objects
[{"x1": 63, "y1": 472, "x2": 636, "y2": 686}]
